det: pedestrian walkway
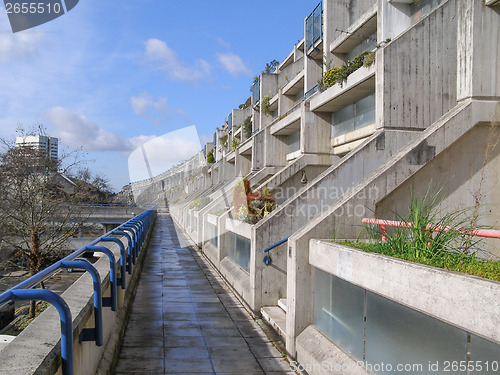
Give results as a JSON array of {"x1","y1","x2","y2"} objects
[{"x1": 114, "y1": 214, "x2": 295, "y2": 374}]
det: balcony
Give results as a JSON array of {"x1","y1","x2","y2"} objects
[
  {"x1": 310, "y1": 64, "x2": 375, "y2": 113},
  {"x1": 251, "y1": 78, "x2": 260, "y2": 105},
  {"x1": 270, "y1": 106, "x2": 301, "y2": 136},
  {"x1": 330, "y1": 5, "x2": 377, "y2": 54},
  {"x1": 282, "y1": 70, "x2": 305, "y2": 97},
  {"x1": 305, "y1": 2, "x2": 323, "y2": 58}
]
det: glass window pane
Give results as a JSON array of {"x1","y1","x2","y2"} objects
[
  {"x1": 365, "y1": 291, "x2": 468, "y2": 375},
  {"x1": 287, "y1": 131, "x2": 301, "y2": 154},
  {"x1": 333, "y1": 104, "x2": 355, "y2": 137},
  {"x1": 470, "y1": 334, "x2": 500, "y2": 375},
  {"x1": 354, "y1": 93, "x2": 375, "y2": 129},
  {"x1": 227, "y1": 232, "x2": 250, "y2": 273},
  {"x1": 314, "y1": 270, "x2": 365, "y2": 360}
]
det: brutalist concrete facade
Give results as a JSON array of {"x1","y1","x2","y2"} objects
[{"x1": 131, "y1": 0, "x2": 500, "y2": 372}]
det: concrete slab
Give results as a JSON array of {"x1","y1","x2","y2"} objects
[{"x1": 114, "y1": 214, "x2": 296, "y2": 375}]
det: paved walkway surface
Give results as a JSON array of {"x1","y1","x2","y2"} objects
[{"x1": 114, "y1": 214, "x2": 295, "y2": 374}]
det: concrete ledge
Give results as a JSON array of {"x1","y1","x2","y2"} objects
[
  {"x1": 310, "y1": 240, "x2": 500, "y2": 344},
  {"x1": 219, "y1": 257, "x2": 252, "y2": 305},
  {"x1": 296, "y1": 325, "x2": 369, "y2": 375},
  {"x1": 202, "y1": 242, "x2": 219, "y2": 268},
  {"x1": 225, "y1": 218, "x2": 252, "y2": 239}
]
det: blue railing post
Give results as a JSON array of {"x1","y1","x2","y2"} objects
[
  {"x1": 7, "y1": 289, "x2": 74, "y2": 375},
  {"x1": 99, "y1": 237, "x2": 127, "y2": 290},
  {"x1": 60, "y1": 260, "x2": 103, "y2": 346},
  {"x1": 112, "y1": 230, "x2": 134, "y2": 274},
  {"x1": 84, "y1": 245, "x2": 118, "y2": 311}
]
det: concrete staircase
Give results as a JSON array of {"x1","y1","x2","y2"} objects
[{"x1": 261, "y1": 298, "x2": 287, "y2": 342}]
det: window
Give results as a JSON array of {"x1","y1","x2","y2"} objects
[{"x1": 332, "y1": 93, "x2": 375, "y2": 138}]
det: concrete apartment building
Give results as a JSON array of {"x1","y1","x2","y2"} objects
[
  {"x1": 15, "y1": 134, "x2": 59, "y2": 161},
  {"x1": 131, "y1": 0, "x2": 500, "y2": 373}
]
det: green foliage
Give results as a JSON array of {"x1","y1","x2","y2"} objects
[
  {"x1": 323, "y1": 51, "x2": 370, "y2": 88},
  {"x1": 261, "y1": 96, "x2": 271, "y2": 116},
  {"x1": 239, "y1": 96, "x2": 252, "y2": 109},
  {"x1": 206, "y1": 149, "x2": 215, "y2": 164},
  {"x1": 363, "y1": 51, "x2": 376, "y2": 67},
  {"x1": 219, "y1": 134, "x2": 228, "y2": 148},
  {"x1": 189, "y1": 196, "x2": 211, "y2": 211},
  {"x1": 243, "y1": 116, "x2": 252, "y2": 138},
  {"x1": 343, "y1": 186, "x2": 500, "y2": 281},
  {"x1": 264, "y1": 59, "x2": 280, "y2": 73},
  {"x1": 343, "y1": 241, "x2": 500, "y2": 282},
  {"x1": 231, "y1": 138, "x2": 240, "y2": 149}
]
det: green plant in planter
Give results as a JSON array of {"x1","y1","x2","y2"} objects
[
  {"x1": 232, "y1": 178, "x2": 276, "y2": 224},
  {"x1": 206, "y1": 149, "x2": 215, "y2": 164},
  {"x1": 323, "y1": 51, "x2": 371, "y2": 88},
  {"x1": 347, "y1": 185, "x2": 500, "y2": 281},
  {"x1": 261, "y1": 96, "x2": 271, "y2": 116},
  {"x1": 231, "y1": 137, "x2": 240, "y2": 149},
  {"x1": 243, "y1": 116, "x2": 252, "y2": 138},
  {"x1": 219, "y1": 134, "x2": 228, "y2": 149},
  {"x1": 363, "y1": 51, "x2": 375, "y2": 67},
  {"x1": 190, "y1": 196, "x2": 211, "y2": 210}
]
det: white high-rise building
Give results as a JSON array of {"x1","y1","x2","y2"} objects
[{"x1": 15, "y1": 135, "x2": 58, "y2": 161}]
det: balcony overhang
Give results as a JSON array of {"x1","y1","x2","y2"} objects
[
  {"x1": 270, "y1": 107, "x2": 301, "y2": 136},
  {"x1": 239, "y1": 137, "x2": 253, "y2": 156},
  {"x1": 283, "y1": 70, "x2": 305, "y2": 96},
  {"x1": 330, "y1": 5, "x2": 377, "y2": 54},
  {"x1": 310, "y1": 65, "x2": 375, "y2": 113}
]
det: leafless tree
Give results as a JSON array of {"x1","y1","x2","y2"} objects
[{"x1": 0, "y1": 128, "x2": 104, "y2": 318}]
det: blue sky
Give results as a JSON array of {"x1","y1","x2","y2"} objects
[{"x1": 0, "y1": 0, "x2": 317, "y2": 191}]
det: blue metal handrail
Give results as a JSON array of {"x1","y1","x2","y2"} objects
[
  {"x1": 263, "y1": 237, "x2": 289, "y2": 265},
  {"x1": 0, "y1": 208, "x2": 157, "y2": 375}
]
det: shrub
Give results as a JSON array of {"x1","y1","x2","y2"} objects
[
  {"x1": 206, "y1": 149, "x2": 215, "y2": 164},
  {"x1": 261, "y1": 96, "x2": 271, "y2": 116},
  {"x1": 243, "y1": 116, "x2": 252, "y2": 138},
  {"x1": 323, "y1": 51, "x2": 370, "y2": 88}
]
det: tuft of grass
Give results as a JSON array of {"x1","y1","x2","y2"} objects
[
  {"x1": 12, "y1": 301, "x2": 50, "y2": 333},
  {"x1": 342, "y1": 240, "x2": 500, "y2": 281},
  {"x1": 342, "y1": 185, "x2": 500, "y2": 282}
]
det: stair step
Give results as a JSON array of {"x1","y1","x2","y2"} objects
[
  {"x1": 278, "y1": 298, "x2": 287, "y2": 313},
  {"x1": 261, "y1": 306, "x2": 286, "y2": 342}
]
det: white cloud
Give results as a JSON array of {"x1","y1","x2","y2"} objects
[
  {"x1": 0, "y1": 25, "x2": 45, "y2": 63},
  {"x1": 128, "y1": 126, "x2": 202, "y2": 182},
  {"x1": 144, "y1": 38, "x2": 211, "y2": 82},
  {"x1": 217, "y1": 52, "x2": 252, "y2": 76},
  {"x1": 130, "y1": 93, "x2": 191, "y2": 125},
  {"x1": 217, "y1": 37, "x2": 231, "y2": 49},
  {"x1": 43, "y1": 106, "x2": 151, "y2": 152}
]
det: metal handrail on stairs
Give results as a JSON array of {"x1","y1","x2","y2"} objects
[{"x1": 263, "y1": 237, "x2": 289, "y2": 265}]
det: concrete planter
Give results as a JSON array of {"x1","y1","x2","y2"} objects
[{"x1": 309, "y1": 240, "x2": 500, "y2": 345}]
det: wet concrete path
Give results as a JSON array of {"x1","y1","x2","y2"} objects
[{"x1": 114, "y1": 214, "x2": 295, "y2": 374}]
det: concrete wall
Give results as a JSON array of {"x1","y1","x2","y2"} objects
[
  {"x1": 310, "y1": 240, "x2": 500, "y2": 344},
  {"x1": 285, "y1": 99, "x2": 498, "y2": 355},
  {"x1": 378, "y1": 0, "x2": 458, "y2": 130},
  {"x1": 376, "y1": 122, "x2": 500, "y2": 258}
]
